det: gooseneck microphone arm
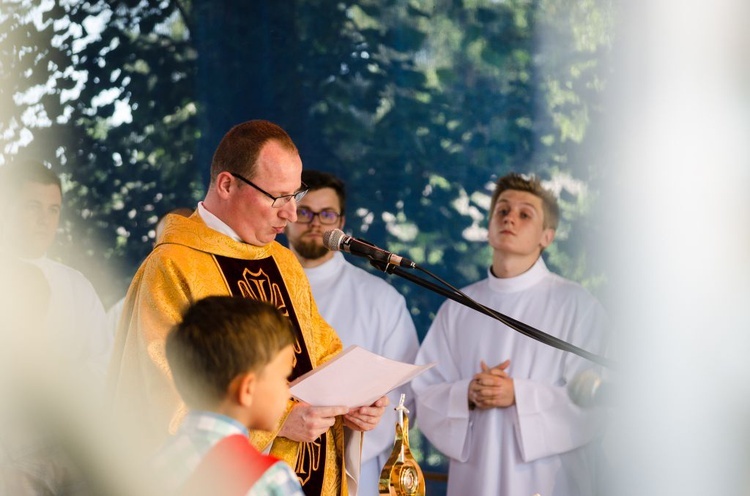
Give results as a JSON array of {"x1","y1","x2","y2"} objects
[
  {"x1": 323, "y1": 229, "x2": 615, "y2": 368},
  {"x1": 369, "y1": 259, "x2": 616, "y2": 369}
]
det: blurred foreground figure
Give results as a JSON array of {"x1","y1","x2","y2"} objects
[
  {"x1": 0, "y1": 256, "x2": 161, "y2": 496},
  {"x1": 0, "y1": 160, "x2": 111, "y2": 382},
  {"x1": 0, "y1": 257, "x2": 59, "y2": 495},
  {"x1": 0, "y1": 162, "x2": 152, "y2": 496}
]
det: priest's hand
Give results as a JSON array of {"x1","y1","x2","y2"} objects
[
  {"x1": 469, "y1": 359, "x2": 515, "y2": 410},
  {"x1": 278, "y1": 402, "x2": 349, "y2": 443},
  {"x1": 344, "y1": 396, "x2": 389, "y2": 432}
]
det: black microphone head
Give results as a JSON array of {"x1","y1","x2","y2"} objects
[{"x1": 323, "y1": 229, "x2": 346, "y2": 252}]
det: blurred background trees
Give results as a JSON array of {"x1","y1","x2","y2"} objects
[{"x1": 0, "y1": 0, "x2": 615, "y2": 489}]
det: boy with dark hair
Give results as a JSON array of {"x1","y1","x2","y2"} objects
[{"x1": 152, "y1": 296, "x2": 303, "y2": 495}]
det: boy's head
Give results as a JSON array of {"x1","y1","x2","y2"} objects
[
  {"x1": 489, "y1": 173, "x2": 559, "y2": 230},
  {"x1": 166, "y1": 296, "x2": 296, "y2": 431},
  {"x1": 0, "y1": 160, "x2": 63, "y2": 258},
  {"x1": 488, "y1": 173, "x2": 559, "y2": 259}
]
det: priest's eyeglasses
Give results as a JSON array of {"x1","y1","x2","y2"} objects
[
  {"x1": 231, "y1": 172, "x2": 308, "y2": 208},
  {"x1": 296, "y1": 207, "x2": 341, "y2": 225}
]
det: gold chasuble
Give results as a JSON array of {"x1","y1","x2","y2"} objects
[{"x1": 107, "y1": 213, "x2": 346, "y2": 496}]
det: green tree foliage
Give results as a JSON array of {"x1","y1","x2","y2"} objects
[
  {"x1": 1, "y1": 0, "x2": 203, "y2": 304},
  {"x1": 1, "y1": 0, "x2": 614, "y2": 487},
  {"x1": 0, "y1": 0, "x2": 614, "y2": 321}
]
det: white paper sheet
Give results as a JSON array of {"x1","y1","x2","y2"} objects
[{"x1": 289, "y1": 345, "x2": 435, "y2": 408}]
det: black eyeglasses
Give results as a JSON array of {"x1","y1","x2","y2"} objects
[
  {"x1": 231, "y1": 172, "x2": 308, "y2": 208},
  {"x1": 296, "y1": 207, "x2": 342, "y2": 225}
]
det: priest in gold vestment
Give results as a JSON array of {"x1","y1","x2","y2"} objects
[{"x1": 107, "y1": 120, "x2": 387, "y2": 496}]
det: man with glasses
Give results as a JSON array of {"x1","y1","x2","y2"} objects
[
  {"x1": 108, "y1": 121, "x2": 387, "y2": 496},
  {"x1": 284, "y1": 170, "x2": 419, "y2": 496}
]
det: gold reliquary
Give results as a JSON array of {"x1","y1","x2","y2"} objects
[{"x1": 378, "y1": 394, "x2": 426, "y2": 496}]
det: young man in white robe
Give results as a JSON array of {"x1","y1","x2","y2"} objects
[
  {"x1": 1, "y1": 160, "x2": 111, "y2": 381},
  {"x1": 0, "y1": 159, "x2": 112, "y2": 495},
  {"x1": 412, "y1": 173, "x2": 609, "y2": 496},
  {"x1": 284, "y1": 170, "x2": 420, "y2": 496}
]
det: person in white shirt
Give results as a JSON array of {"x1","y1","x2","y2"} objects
[
  {"x1": 411, "y1": 172, "x2": 610, "y2": 496},
  {"x1": 1, "y1": 160, "x2": 110, "y2": 381},
  {"x1": 284, "y1": 169, "x2": 420, "y2": 496},
  {"x1": 0, "y1": 159, "x2": 112, "y2": 495}
]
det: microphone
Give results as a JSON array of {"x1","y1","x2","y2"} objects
[
  {"x1": 567, "y1": 370, "x2": 614, "y2": 408},
  {"x1": 322, "y1": 229, "x2": 416, "y2": 269}
]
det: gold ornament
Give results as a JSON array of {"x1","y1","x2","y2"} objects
[{"x1": 379, "y1": 394, "x2": 426, "y2": 495}]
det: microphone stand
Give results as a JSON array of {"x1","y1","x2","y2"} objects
[{"x1": 368, "y1": 259, "x2": 616, "y2": 369}]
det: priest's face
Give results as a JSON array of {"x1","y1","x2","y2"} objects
[
  {"x1": 225, "y1": 140, "x2": 303, "y2": 246},
  {"x1": 5, "y1": 181, "x2": 62, "y2": 258},
  {"x1": 285, "y1": 187, "x2": 344, "y2": 266},
  {"x1": 488, "y1": 189, "x2": 554, "y2": 260}
]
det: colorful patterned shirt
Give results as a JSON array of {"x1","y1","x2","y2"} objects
[{"x1": 152, "y1": 411, "x2": 304, "y2": 495}]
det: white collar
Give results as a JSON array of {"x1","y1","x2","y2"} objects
[
  {"x1": 197, "y1": 201, "x2": 243, "y2": 242},
  {"x1": 487, "y1": 257, "x2": 549, "y2": 293}
]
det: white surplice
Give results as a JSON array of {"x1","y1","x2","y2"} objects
[
  {"x1": 27, "y1": 256, "x2": 111, "y2": 381},
  {"x1": 303, "y1": 251, "x2": 420, "y2": 496},
  {"x1": 412, "y1": 258, "x2": 609, "y2": 496}
]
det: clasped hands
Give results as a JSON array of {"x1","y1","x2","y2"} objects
[
  {"x1": 278, "y1": 396, "x2": 389, "y2": 443},
  {"x1": 468, "y1": 359, "x2": 515, "y2": 410}
]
